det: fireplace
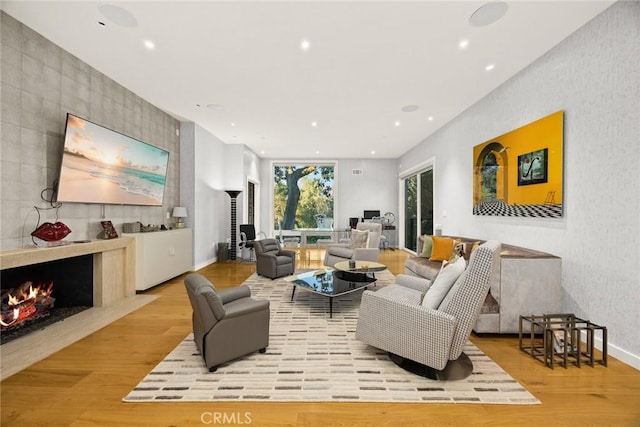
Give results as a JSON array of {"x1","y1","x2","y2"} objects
[{"x1": 1, "y1": 254, "x2": 93, "y2": 345}]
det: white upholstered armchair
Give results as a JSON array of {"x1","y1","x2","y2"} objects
[
  {"x1": 355, "y1": 240, "x2": 501, "y2": 380},
  {"x1": 323, "y1": 222, "x2": 382, "y2": 267}
]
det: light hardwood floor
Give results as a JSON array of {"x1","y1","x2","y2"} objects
[{"x1": 2, "y1": 247, "x2": 639, "y2": 426}]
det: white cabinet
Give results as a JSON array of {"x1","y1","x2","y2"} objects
[{"x1": 124, "y1": 229, "x2": 193, "y2": 291}]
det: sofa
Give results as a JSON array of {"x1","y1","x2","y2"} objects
[{"x1": 405, "y1": 235, "x2": 562, "y2": 334}]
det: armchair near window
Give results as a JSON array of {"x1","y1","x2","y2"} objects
[
  {"x1": 184, "y1": 274, "x2": 270, "y2": 372},
  {"x1": 355, "y1": 240, "x2": 501, "y2": 380},
  {"x1": 323, "y1": 222, "x2": 382, "y2": 267},
  {"x1": 254, "y1": 238, "x2": 296, "y2": 279}
]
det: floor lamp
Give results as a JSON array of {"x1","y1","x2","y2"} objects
[{"x1": 225, "y1": 190, "x2": 242, "y2": 261}]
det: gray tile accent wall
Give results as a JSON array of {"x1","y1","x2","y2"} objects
[{"x1": 1, "y1": 12, "x2": 180, "y2": 249}]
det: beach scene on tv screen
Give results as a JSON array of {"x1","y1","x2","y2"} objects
[{"x1": 57, "y1": 115, "x2": 169, "y2": 206}]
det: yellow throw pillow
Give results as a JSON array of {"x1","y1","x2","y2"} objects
[{"x1": 429, "y1": 236, "x2": 454, "y2": 262}]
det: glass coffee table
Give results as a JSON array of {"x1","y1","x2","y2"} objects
[{"x1": 285, "y1": 261, "x2": 386, "y2": 318}]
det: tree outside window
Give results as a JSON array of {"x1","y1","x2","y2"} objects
[{"x1": 273, "y1": 165, "x2": 334, "y2": 230}]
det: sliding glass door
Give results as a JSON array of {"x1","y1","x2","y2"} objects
[{"x1": 403, "y1": 168, "x2": 433, "y2": 252}]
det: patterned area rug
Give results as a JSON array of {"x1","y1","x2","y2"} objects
[{"x1": 124, "y1": 271, "x2": 539, "y2": 404}]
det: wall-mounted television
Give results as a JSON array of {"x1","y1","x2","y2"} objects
[{"x1": 56, "y1": 114, "x2": 170, "y2": 206}]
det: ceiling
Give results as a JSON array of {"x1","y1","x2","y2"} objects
[{"x1": 2, "y1": 1, "x2": 613, "y2": 159}]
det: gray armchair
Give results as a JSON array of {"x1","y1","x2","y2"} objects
[
  {"x1": 184, "y1": 274, "x2": 270, "y2": 372},
  {"x1": 323, "y1": 222, "x2": 382, "y2": 267},
  {"x1": 254, "y1": 238, "x2": 296, "y2": 279},
  {"x1": 355, "y1": 240, "x2": 501, "y2": 380}
]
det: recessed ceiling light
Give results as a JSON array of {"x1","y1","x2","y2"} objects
[
  {"x1": 401, "y1": 105, "x2": 419, "y2": 112},
  {"x1": 98, "y1": 4, "x2": 138, "y2": 28},
  {"x1": 427, "y1": 116, "x2": 434, "y2": 121},
  {"x1": 394, "y1": 121, "x2": 401, "y2": 127},
  {"x1": 261, "y1": 150, "x2": 265, "y2": 155},
  {"x1": 315, "y1": 150, "x2": 320, "y2": 155},
  {"x1": 458, "y1": 39, "x2": 469, "y2": 49},
  {"x1": 301, "y1": 39, "x2": 311, "y2": 52},
  {"x1": 311, "y1": 121, "x2": 317, "y2": 127},
  {"x1": 485, "y1": 64, "x2": 495, "y2": 71},
  {"x1": 469, "y1": 1, "x2": 508, "y2": 27},
  {"x1": 371, "y1": 150, "x2": 376, "y2": 155},
  {"x1": 231, "y1": 122, "x2": 236, "y2": 126},
  {"x1": 143, "y1": 40, "x2": 155, "y2": 50}
]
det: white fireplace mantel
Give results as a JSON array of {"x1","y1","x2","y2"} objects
[
  {"x1": 0, "y1": 238, "x2": 155, "y2": 380},
  {"x1": 1, "y1": 237, "x2": 137, "y2": 306}
]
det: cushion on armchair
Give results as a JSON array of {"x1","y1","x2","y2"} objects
[
  {"x1": 349, "y1": 229, "x2": 370, "y2": 248},
  {"x1": 329, "y1": 245, "x2": 355, "y2": 259},
  {"x1": 395, "y1": 274, "x2": 432, "y2": 293},
  {"x1": 421, "y1": 256, "x2": 466, "y2": 309}
]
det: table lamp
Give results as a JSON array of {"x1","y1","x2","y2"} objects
[{"x1": 172, "y1": 206, "x2": 187, "y2": 229}]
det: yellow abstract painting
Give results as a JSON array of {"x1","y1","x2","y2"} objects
[{"x1": 473, "y1": 111, "x2": 564, "y2": 217}]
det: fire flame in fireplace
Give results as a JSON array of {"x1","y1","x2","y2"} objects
[{"x1": 1, "y1": 281, "x2": 55, "y2": 329}]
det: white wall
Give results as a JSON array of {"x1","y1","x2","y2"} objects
[
  {"x1": 337, "y1": 158, "x2": 398, "y2": 229},
  {"x1": 398, "y1": 1, "x2": 640, "y2": 367},
  {"x1": 180, "y1": 122, "x2": 228, "y2": 269},
  {"x1": 224, "y1": 144, "x2": 244, "y2": 192}
]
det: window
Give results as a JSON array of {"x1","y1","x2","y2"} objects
[{"x1": 273, "y1": 164, "x2": 335, "y2": 230}]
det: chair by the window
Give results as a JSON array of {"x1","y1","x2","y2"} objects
[
  {"x1": 239, "y1": 224, "x2": 257, "y2": 261},
  {"x1": 254, "y1": 238, "x2": 296, "y2": 279},
  {"x1": 323, "y1": 222, "x2": 382, "y2": 267}
]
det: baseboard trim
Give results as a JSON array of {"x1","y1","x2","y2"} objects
[
  {"x1": 193, "y1": 257, "x2": 216, "y2": 271},
  {"x1": 529, "y1": 329, "x2": 640, "y2": 371},
  {"x1": 580, "y1": 330, "x2": 640, "y2": 371}
]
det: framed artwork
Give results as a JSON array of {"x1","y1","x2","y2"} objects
[
  {"x1": 100, "y1": 220, "x2": 118, "y2": 239},
  {"x1": 472, "y1": 111, "x2": 564, "y2": 218},
  {"x1": 518, "y1": 148, "x2": 548, "y2": 186}
]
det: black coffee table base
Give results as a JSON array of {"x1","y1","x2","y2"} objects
[{"x1": 289, "y1": 270, "x2": 376, "y2": 318}]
